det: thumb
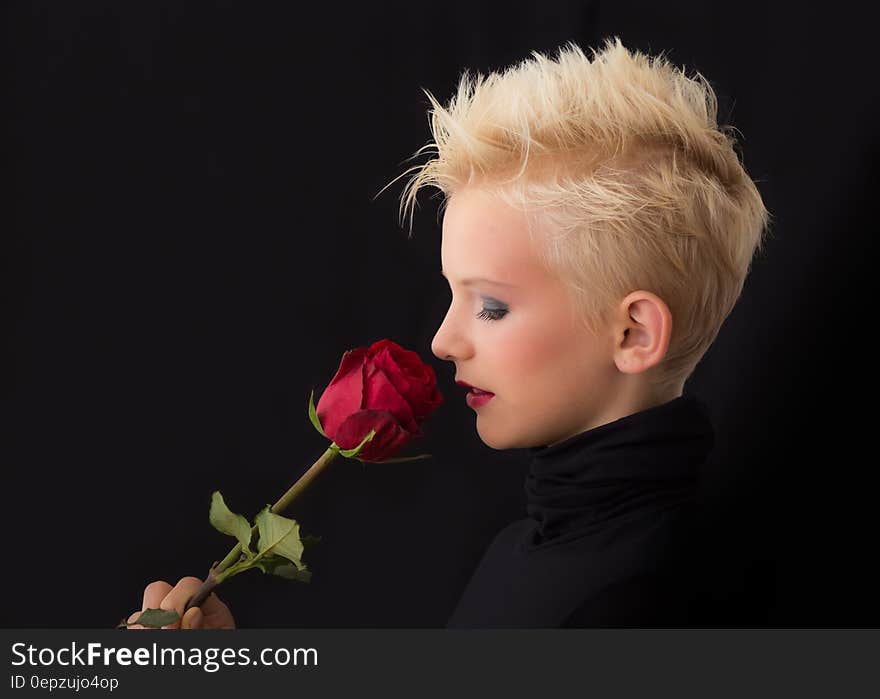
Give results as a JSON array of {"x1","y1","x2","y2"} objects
[{"x1": 181, "y1": 607, "x2": 203, "y2": 630}]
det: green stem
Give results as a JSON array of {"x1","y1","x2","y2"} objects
[{"x1": 184, "y1": 446, "x2": 340, "y2": 612}]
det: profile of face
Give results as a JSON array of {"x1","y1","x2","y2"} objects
[{"x1": 431, "y1": 186, "x2": 633, "y2": 450}]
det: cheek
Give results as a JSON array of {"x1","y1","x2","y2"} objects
[{"x1": 495, "y1": 319, "x2": 569, "y2": 380}]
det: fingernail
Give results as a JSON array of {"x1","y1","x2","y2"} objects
[{"x1": 192, "y1": 610, "x2": 203, "y2": 629}]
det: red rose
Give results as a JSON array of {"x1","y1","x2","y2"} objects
[{"x1": 315, "y1": 339, "x2": 444, "y2": 462}]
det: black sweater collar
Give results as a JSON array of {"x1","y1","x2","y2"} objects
[{"x1": 524, "y1": 394, "x2": 715, "y2": 545}]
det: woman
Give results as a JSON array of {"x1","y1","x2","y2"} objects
[{"x1": 127, "y1": 37, "x2": 769, "y2": 629}]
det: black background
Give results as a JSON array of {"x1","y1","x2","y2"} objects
[{"x1": 3, "y1": 1, "x2": 877, "y2": 627}]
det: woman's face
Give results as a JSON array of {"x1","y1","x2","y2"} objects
[{"x1": 431, "y1": 186, "x2": 623, "y2": 449}]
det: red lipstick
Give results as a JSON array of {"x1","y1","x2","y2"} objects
[{"x1": 456, "y1": 379, "x2": 495, "y2": 409}]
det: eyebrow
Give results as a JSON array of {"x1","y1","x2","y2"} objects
[{"x1": 440, "y1": 271, "x2": 517, "y2": 288}]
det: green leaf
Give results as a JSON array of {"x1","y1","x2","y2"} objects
[
  {"x1": 254, "y1": 507, "x2": 306, "y2": 570},
  {"x1": 253, "y1": 554, "x2": 312, "y2": 583},
  {"x1": 129, "y1": 608, "x2": 180, "y2": 628},
  {"x1": 271, "y1": 564, "x2": 312, "y2": 583},
  {"x1": 308, "y1": 389, "x2": 327, "y2": 438},
  {"x1": 332, "y1": 429, "x2": 376, "y2": 458},
  {"x1": 209, "y1": 491, "x2": 254, "y2": 558}
]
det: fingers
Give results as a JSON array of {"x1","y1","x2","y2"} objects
[
  {"x1": 129, "y1": 577, "x2": 232, "y2": 630},
  {"x1": 142, "y1": 580, "x2": 173, "y2": 614},
  {"x1": 199, "y1": 592, "x2": 236, "y2": 629},
  {"x1": 181, "y1": 607, "x2": 203, "y2": 630},
  {"x1": 126, "y1": 610, "x2": 148, "y2": 630},
  {"x1": 157, "y1": 576, "x2": 205, "y2": 629},
  {"x1": 127, "y1": 580, "x2": 174, "y2": 630}
]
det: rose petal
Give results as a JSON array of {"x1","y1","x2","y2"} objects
[
  {"x1": 333, "y1": 410, "x2": 415, "y2": 461},
  {"x1": 371, "y1": 348, "x2": 414, "y2": 399},
  {"x1": 316, "y1": 348, "x2": 368, "y2": 439},
  {"x1": 369, "y1": 340, "x2": 444, "y2": 423},
  {"x1": 363, "y1": 363, "x2": 418, "y2": 433}
]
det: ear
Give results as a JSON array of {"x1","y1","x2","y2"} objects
[{"x1": 613, "y1": 291, "x2": 673, "y2": 375}]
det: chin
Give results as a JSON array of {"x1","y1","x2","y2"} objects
[
  {"x1": 476, "y1": 432, "x2": 504, "y2": 450},
  {"x1": 475, "y1": 423, "x2": 508, "y2": 450},
  {"x1": 476, "y1": 422, "x2": 535, "y2": 451}
]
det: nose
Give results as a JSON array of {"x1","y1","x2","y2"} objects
[{"x1": 431, "y1": 302, "x2": 472, "y2": 363}]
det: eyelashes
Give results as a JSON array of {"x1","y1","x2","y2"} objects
[
  {"x1": 444, "y1": 287, "x2": 508, "y2": 322},
  {"x1": 477, "y1": 306, "x2": 508, "y2": 322}
]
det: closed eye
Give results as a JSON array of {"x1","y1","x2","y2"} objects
[{"x1": 477, "y1": 307, "x2": 508, "y2": 321}]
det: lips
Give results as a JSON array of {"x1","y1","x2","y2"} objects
[{"x1": 455, "y1": 379, "x2": 494, "y2": 395}]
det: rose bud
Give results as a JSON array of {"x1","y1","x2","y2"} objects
[{"x1": 315, "y1": 339, "x2": 444, "y2": 462}]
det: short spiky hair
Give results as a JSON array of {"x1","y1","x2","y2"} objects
[{"x1": 386, "y1": 37, "x2": 771, "y2": 394}]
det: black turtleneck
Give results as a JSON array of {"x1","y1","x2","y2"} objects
[{"x1": 446, "y1": 393, "x2": 715, "y2": 628}]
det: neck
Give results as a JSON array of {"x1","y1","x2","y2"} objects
[
  {"x1": 547, "y1": 376, "x2": 685, "y2": 448},
  {"x1": 525, "y1": 393, "x2": 713, "y2": 546}
]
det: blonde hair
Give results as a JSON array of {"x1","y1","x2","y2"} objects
[{"x1": 381, "y1": 37, "x2": 772, "y2": 395}]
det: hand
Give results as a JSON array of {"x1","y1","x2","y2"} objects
[{"x1": 126, "y1": 577, "x2": 236, "y2": 630}]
